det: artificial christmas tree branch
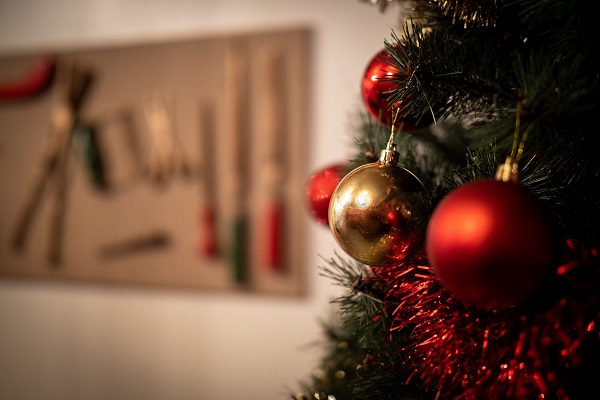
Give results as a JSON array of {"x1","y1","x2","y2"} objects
[{"x1": 294, "y1": 0, "x2": 600, "y2": 398}]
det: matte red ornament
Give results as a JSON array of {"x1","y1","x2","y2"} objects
[
  {"x1": 361, "y1": 49, "x2": 429, "y2": 130},
  {"x1": 305, "y1": 163, "x2": 346, "y2": 225},
  {"x1": 425, "y1": 179, "x2": 555, "y2": 310}
]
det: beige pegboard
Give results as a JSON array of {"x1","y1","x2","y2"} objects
[{"x1": 0, "y1": 27, "x2": 312, "y2": 296}]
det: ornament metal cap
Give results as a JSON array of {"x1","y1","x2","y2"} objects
[
  {"x1": 379, "y1": 142, "x2": 399, "y2": 165},
  {"x1": 495, "y1": 156, "x2": 519, "y2": 183}
]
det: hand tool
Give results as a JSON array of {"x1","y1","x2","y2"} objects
[
  {"x1": 142, "y1": 91, "x2": 193, "y2": 187},
  {"x1": 224, "y1": 40, "x2": 249, "y2": 283},
  {"x1": 260, "y1": 48, "x2": 288, "y2": 271},
  {"x1": 72, "y1": 122, "x2": 106, "y2": 189},
  {"x1": 197, "y1": 102, "x2": 219, "y2": 258},
  {"x1": 10, "y1": 62, "x2": 93, "y2": 265},
  {"x1": 0, "y1": 54, "x2": 56, "y2": 101},
  {"x1": 99, "y1": 230, "x2": 170, "y2": 260}
]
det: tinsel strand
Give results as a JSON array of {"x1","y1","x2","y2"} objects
[{"x1": 375, "y1": 240, "x2": 600, "y2": 399}]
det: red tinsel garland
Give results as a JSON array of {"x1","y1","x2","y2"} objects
[{"x1": 373, "y1": 239, "x2": 600, "y2": 399}]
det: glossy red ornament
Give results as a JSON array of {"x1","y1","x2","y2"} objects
[
  {"x1": 425, "y1": 179, "x2": 555, "y2": 310},
  {"x1": 361, "y1": 49, "x2": 429, "y2": 130},
  {"x1": 305, "y1": 163, "x2": 346, "y2": 225}
]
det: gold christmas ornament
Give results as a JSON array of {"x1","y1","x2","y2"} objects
[{"x1": 328, "y1": 135, "x2": 430, "y2": 266}]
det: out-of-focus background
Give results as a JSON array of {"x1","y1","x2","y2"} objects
[{"x1": 0, "y1": 1, "x2": 398, "y2": 399}]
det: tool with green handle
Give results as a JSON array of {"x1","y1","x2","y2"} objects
[{"x1": 225, "y1": 40, "x2": 250, "y2": 284}]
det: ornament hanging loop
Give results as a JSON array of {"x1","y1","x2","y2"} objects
[
  {"x1": 379, "y1": 108, "x2": 401, "y2": 165},
  {"x1": 496, "y1": 101, "x2": 536, "y2": 183}
]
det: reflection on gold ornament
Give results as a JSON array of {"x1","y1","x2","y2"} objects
[{"x1": 328, "y1": 141, "x2": 430, "y2": 266}]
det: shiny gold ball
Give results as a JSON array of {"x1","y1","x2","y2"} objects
[{"x1": 328, "y1": 162, "x2": 430, "y2": 266}]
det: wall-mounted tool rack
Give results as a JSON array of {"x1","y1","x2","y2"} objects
[{"x1": 0, "y1": 27, "x2": 311, "y2": 296}]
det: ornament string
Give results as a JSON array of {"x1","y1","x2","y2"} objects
[
  {"x1": 497, "y1": 101, "x2": 536, "y2": 182},
  {"x1": 509, "y1": 100, "x2": 523, "y2": 161},
  {"x1": 387, "y1": 107, "x2": 401, "y2": 149},
  {"x1": 380, "y1": 108, "x2": 401, "y2": 165},
  {"x1": 510, "y1": 100, "x2": 537, "y2": 164}
]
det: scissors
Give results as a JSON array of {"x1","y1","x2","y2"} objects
[{"x1": 10, "y1": 62, "x2": 93, "y2": 265}]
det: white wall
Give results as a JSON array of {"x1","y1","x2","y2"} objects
[{"x1": 0, "y1": 1, "x2": 400, "y2": 399}]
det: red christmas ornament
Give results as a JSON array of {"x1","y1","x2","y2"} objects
[
  {"x1": 305, "y1": 163, "x2": 346, "y2": 225},
  {"x1": 425, "y1": 179, "x2": 556, "y2": 310},
  {"x1": 361, "y1": 49, "x2": 429, "y2": 130}
]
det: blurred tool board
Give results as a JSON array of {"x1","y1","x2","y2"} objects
[{"x1": 0, "y1": 27, "x2": 311, "y2": 295}]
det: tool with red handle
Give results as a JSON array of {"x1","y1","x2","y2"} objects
[
  {"x1": 0, "y1": 55, "x2": 56, "y2": 100},
  {"x1": 264, "y1": 200, "x2": 284, "y2": 268},
  {"x1": 198, "y1": 204, "x2": 218, "y2": 257},
  {"x1": 197, "y1": 103, "x2": 219, "y2": 257},
  {"x1": 260, "y1": 49, "x2": 288, "y2": 271}
]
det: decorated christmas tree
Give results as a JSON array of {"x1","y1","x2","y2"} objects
[{"x1": 297, "y1": 0, "x2": 600, "y2": 399}]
